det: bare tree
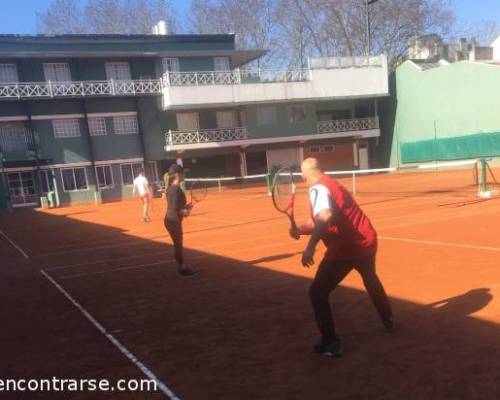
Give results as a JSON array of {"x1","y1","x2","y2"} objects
[
  {"x1": 36, "y1": 0, "x2": 86, "y2": 35},
  {"x1": 189, "y1": 0, "x2": 454, "y2": 69},
  {"x1": 190, "y1": 0, "x2": 280, "y2": 68},
  {"x1": 451, "y1": 19, "x2": 500, "y2": 46},
  {"x1": 37, "y1": 0, "x2": 178, "y2": 35}
]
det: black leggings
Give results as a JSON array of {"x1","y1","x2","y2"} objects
[
  {"x1": 164, "y1": 218, "x2": 184, "y2": 266},
  {"x1": 309, "y1": 253, "x2": 392, "y2": 343}
]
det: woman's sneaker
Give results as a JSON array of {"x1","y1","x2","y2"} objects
[
  {"x1": 313, "y1": 340, "x2": 342, "y2": 357},
  {"x1": 177, "y1": 268, "x2": 196, "y2": 278}
]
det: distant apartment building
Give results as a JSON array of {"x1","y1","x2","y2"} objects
[{"x1": 409, "y1": 34, "x2": 495, "y2": 63}]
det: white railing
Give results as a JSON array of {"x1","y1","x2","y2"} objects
[
  {"x1": 166, "y1": 127, "x2": 248, "y2": 146},
  {"x1": 309, "y1": 56, "x2": 383, "y2": 69},
  {"x1": 164, "y1": 69, "x2": 311, "y2": 86},
  {"x1": 317, "y1": 117, "x2": 379, "y2": 134},
  {"x1": 0, "y1": 79, "x2": 163, "y2": 99}
]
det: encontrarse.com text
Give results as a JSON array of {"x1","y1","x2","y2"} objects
[{"x1": 0, "y1": 378, "x2": 158, "y2": 392}]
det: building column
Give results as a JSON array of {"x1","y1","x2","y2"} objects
[
  {"x1": 353, "y1": 142, "x2": 359, "y2": 167},
  {"x1": 81, "y1": 99, "x2": 101, "y2": 204},
  {"x1": 239, "y1": 151, "x2": 247, "y2": 177},
  {"x1": 299, "y1": 143, "x2": 305, "y2": 163},
  {"x1": 176, "y1": 155, "x2": 183, "y2": 167}
]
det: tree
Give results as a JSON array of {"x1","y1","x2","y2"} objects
[
  {"x1": 190, "y1": 0, "x2": 280, "y2": 68},
  {"x1": 36, "y1": 0, "x2": 86, "y2": 35},
  {"x1": 37, "y1": 0, "x2": 178, "y2": 35},
  {"x1": 451, "y1": 19, "x2": 500, "y2": 46},
  {"x1": 189, "y1": 0, "x2": 455, "y2": 69}
]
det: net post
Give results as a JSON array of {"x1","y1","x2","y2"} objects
[
  {"x1": 478, "y1": 158, "x2": 490, "y2": 198},
  {"x1": 352, "y1": 172, "x2": 356, "y2": 194},
  {"x1": 265, "y1": 173, "x2": 272, "y2": 196},
  {"x1": 218, "y1": 179, "x2": 222, "y2": 193}
]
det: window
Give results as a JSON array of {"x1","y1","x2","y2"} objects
[
  {"x1": 0, "y1": 122, "x2": 26, "y2": 153},
  {"x1": 43, "y1": 63, "x2": 71, "y2": 82},
  {"x1": 113, "y1": 116, "x2": 139, "y2": 135},
  {"x1": 288, "y1": 105, "x2": 307, "y2": 124},
  {"x1": 121, "y1": 163, "x2": 143, "y2": 185},
  {"x1": 176, "y1": 112, "x2": 199, "y2": 131},
  {"x1": 214, "y1": 57, "x2": 230, "y2": 71},
  {"x1": 53, "y1": 119, "x2": 81, "y2": 138},
  {"x1": 256, "y1": 107, "x2": 277, "y2": 125},
  {"x1": 0, "y1": 64, "x2": 19, "y2": 83},
  {"x1": 162, "y1": 58, "x2": 180, "y2": 73},
  {"x1": 323, "y1": 145, "x2": 335, "y2": 152},
  {"x1": 309, "y1": 146, "x2": 320, "y2": 153},
  {"x1": 88, "y1": 117, "x2": 107, "y2": 136},
  {"x1": 61, "y1": 168, "x2": 88, "y2": 191},
  {"x1": 96, "y1": 165, "x2": 114, "y2": 189},
  {"x1": 216, "y1": 111, "x2": 236, "y2": 128},
  {"x1": 39, "y1": 170, "x2": 54, "y2": 194},
  {"x1": 105, "y1": 62, "x2": 132, "y2": 80}
]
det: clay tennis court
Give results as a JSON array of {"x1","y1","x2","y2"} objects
[{"x1": 1, "y1": 167, "x2": 500, "y2": 399}]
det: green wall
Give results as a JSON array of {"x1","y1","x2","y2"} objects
[{"x1": 390, "y1": 61, "x2": 500, "y2": 165}]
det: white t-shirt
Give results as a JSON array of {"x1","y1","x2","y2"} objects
[
  {"x1": 133, "y1": 175, "x2": 150, "y2": 196},
  {"x1": 309, "y1": 184, "x2": 333, "y2": 217}
]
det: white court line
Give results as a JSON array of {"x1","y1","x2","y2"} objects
[
  {"x1": 58, "y1": 237, "x2": 301, "y2": 280},
  {"x1": 31, "y1": 216, "x2": 298, "y2": 259},
  {"x1": 378, "y1": 202, "x2": 500, "y2": 232},
  {"x1": 40, "y1": 270, "x2": 180, "y2": 400},
  {"x1": 0, "y1": 229, "x2": 29, "y2": 259},
  {"x1": 379, "y1": 236, "x2": 500, "y2": 252},
  {"x1": 45, "y1": 232, "x2": 292, "y2": 272}
]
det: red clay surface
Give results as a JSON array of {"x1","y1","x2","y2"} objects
[{"x1": 1, "y1": 168, "x2": 500, "y2": 399}]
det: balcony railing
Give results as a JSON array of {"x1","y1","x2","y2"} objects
[
  {"x1": 164, "y1": 69, "x2": 311, "y2": 86},
  {"x1": 317, "y1": 117, "x2": 379, "y2": 134},
  {"x1": 166, "y1": 127, "x2": 248, "y2": 146},
  {"x1": 309, "y1": 56, "x2": 384, "y2": 69},
  {"x1": 0, "y1": 79, "x2": 163, "y2": 99}
]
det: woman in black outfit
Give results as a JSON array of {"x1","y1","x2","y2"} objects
[{"x1": 164, "y1": 164, "x2": 195, "y2": 277}]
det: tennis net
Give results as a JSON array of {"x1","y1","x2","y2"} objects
[{"x1": 156, "y1": 158, "x2": 499, "y2": 199}]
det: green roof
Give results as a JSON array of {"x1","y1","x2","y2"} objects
[{"x1": 0, "y1": 34, "x2": 267, "y2": 66}]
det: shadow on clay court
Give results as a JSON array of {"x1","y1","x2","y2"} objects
[{"x1": 0, "y1": 209, "x2": 499, "y2": 400}]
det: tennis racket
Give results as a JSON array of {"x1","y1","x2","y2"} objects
[
  {"x1": 271, "y1": 167, "x2": 298, "y2": 231},
  {"x1": 188, "y1": 180, "x2": 208, "y2": 208}
]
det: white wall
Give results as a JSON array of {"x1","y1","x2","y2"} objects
[
  {"x1": 492, "y1": 36, "x2": 500, "y2": 60},
  {"x1": 163, "y1": 55, "x2": 389, "y2": 110}
]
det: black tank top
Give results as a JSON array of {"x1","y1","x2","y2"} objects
[{"x1": 166, "y1": 184, "x2": 187, "y2": 222}]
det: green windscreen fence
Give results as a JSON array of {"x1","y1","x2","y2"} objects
[{"x1": 401, "y1": 132, "x2": 500, "y2": 163}]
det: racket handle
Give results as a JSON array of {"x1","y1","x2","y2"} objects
[{"x1": 289, "y1": 216, "x2": 298, "y2": 231}]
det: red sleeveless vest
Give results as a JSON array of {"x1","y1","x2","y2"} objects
[{"x1": 311, "y1": 174, "x2": 377, "y2": 260}]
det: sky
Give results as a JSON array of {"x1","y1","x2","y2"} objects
[{"x1": 0, "y1": 0, "x2": 499, "y2": 36}]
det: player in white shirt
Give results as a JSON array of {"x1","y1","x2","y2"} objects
[{"x1": 133, "y1": 168, "x2": 152, "y2": 222}]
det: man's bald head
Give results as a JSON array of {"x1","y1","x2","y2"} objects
[{"x1": 301, "y1": 157, "x2": 322, "y2": 185}]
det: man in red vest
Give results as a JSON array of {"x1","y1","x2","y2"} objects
[{"x1": 290, "y1": 157, "x2": 394, "y2": 357}]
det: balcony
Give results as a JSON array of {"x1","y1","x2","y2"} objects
[
  {"x1": 166, "y1": 127, "x2": 248, "y2": 150},
  {"x1": 165, "y1": 69, "x2": 311, "y2": 86},
  {"x1": 165, "y1": 117, "x2": 380, "y2": 152},
  {"x1": 0, "y1": 79, "x2": 163, "y2": 100},
  {"x1": 162, "y1": 55, "x2": 388, "y2": 109},
  {"x1": 317, "y1": 117, "x2": 379, "y2": 134}
]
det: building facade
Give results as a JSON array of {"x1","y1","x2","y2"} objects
[{"x1": 0, "y1": 34, "x2": 388, "y2": 209}]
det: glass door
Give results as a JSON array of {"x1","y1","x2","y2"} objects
[{"x1": 7, "y1": 171, "x2": 37, "y2": 207}]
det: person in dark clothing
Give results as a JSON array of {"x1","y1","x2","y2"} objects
[
  {"x1": 163, "y1": 164, "x2": 196, "y2": 277},
  {"x1": 290, "y1": 157, "x2": 394, "y2": 357}
]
